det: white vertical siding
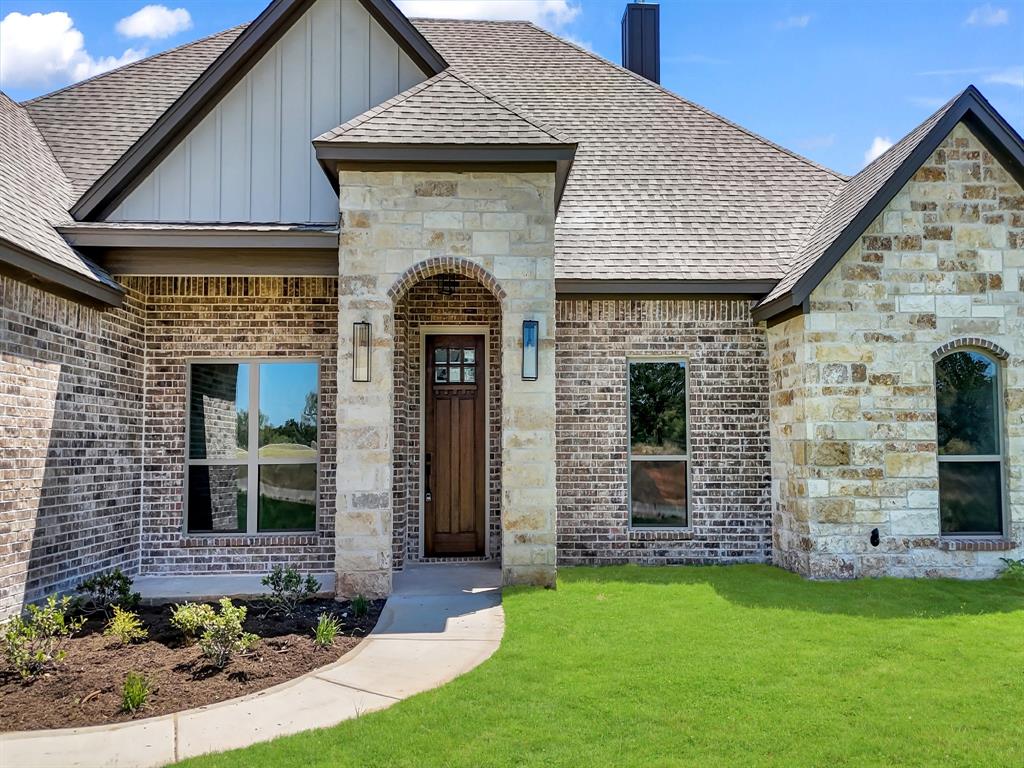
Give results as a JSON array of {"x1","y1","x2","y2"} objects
[{"x1": 108, "y1": 0, "x2": 428, "y2": 224}]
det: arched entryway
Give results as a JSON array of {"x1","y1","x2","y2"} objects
[{"x1": 392, "y1": 270, "x2": 504, "y2": 569}]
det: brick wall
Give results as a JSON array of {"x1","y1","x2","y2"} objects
[
  {"x1": 393, "y1": 274, "x2": 502, "y2": 567},
  {"x1": 139, "y1": 276, "x2": 338, "y2": 576},
  {"x1": 768, "y1": 122, "x2": 1024, "y2": 578},
  {"x1": 555, "y1": 297, "x2": 773, "y2": 564},
  {"x1": 1, "y1": 276, "x2": 145, "y2": 619}
]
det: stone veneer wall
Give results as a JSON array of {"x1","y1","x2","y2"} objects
[
  {"x1": 768, "y1": 123, "x2": 1024, "y2": 578},
  {"x1": 139, "y1": 276, "x2": 338, "y2": 575},
  {"x1": 1, "y1": 276, "x2": 145, "y2": 620},
  {"x1": 337, "y1": 170, "x2": 557, "y2": 594},
  {"x1": 393, "y1": 274, "x2": 502, "y2": 567},
  {"x1": 555, "y1": 297, "x2": 773, "y2": 564}
]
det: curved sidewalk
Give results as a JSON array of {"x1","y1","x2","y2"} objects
[{"x1": 0, "y1": 563, "x2": 503, "y2": 768}]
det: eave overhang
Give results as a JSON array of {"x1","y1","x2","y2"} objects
[{"x1": 0, "y1": 238, "x2": 125, "y2": 307}]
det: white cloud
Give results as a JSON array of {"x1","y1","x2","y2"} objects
[
  {"x1": 775, "y1": 14, "x2": 811, "y2": 30},
  {"x1": 116, "y1": 5, "x2": 192, "y2": 40},
  {"x1": 864, "y1": 136, "x2": 894, "y2": 165},
  {"x1": 964, "y1": 4, "x2": 1009, "y2": 26},
  {"x1": 0, "y1": 11, "x2": 146, "y2": 89},
  {"x1": 984, "y1": 66, "x2": 1024, "y2": 87},
  {"x1": 395, "y1": 0, "x2": 580, "y2": 28}
]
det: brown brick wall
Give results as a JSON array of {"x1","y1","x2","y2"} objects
[
  {"x1": 1, "y1": 276, "x2": 145, "y2": 619},
  {"x1": 393, "y1": 274, "x2": 502, "y2": 567},
  {"x1": 139, "y1": 276, "x2": 338, "y2": 575},
  {"x1": 555, "y1": 297, "x2": 773, "y2": 564}
]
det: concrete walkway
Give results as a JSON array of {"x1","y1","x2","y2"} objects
[{"x1": 0, "y1": 563, "x2": 503, "y2": 768}]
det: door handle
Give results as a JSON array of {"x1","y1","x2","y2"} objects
[{"x1": 424, "y1": 452, "x2": 432, "y2": 503}]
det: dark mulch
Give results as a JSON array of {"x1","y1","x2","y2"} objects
[{"x1": 0, "y1": 598, "x2": 383, "y2": 732}]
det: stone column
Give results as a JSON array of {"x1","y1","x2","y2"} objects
[{"x1": 335, "y1": 231, "x2": 393, "y2": 598}]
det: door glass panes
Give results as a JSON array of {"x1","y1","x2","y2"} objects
[{"x1": 433, "y1": 345, "x2": 477, "y2": 386}]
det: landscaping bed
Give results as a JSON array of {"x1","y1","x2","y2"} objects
[{"x1": 0, "y1": 597, "x2": 383, "y2": 732}]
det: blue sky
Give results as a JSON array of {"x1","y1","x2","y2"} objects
[{"x1": 1, "y1": 0, "x2": 1021, "y2": 174}]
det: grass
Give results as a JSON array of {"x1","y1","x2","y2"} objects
[{"x1": 173, "y1": 565, "x2": 1024, "y2": 768}]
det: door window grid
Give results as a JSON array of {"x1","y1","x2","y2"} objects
[{"x1": 434, "y1": 347, "x2": 477, "y2": 384}]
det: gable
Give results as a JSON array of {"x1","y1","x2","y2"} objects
[{"x1": 106, "y1": 0, "x2": 429, "y2": 224}]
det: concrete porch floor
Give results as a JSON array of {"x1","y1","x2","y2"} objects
[{"x1": 1, "y1": 563, "x2": 504, "y2": 768}]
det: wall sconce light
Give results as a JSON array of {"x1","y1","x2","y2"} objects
[
  {"x1": 436, "y1": 273, "x2": 457, "y2": 296},
  {"x1": 522, "y1": 320, "x2": 539, "y2": 381},
  {"x1": 352, "y1": 321, "x2": 371, "y2": 382}
]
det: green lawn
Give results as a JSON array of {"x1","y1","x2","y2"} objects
[{"x1": 175, "y1": 565, "x2": 1024, "y2": 768}]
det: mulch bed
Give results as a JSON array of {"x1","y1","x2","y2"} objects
[{"x1": 0, "y1": 598, "x2": 383, "y2": 732}]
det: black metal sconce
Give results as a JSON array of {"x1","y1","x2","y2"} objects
[
  {"x1": 522, "y1": 320, "x2": 539, "y2": 381},
  {"x1": 436, "y1": 273, "x2": 457, "y2": 296},
  {"x1": 352, "y1": 321, "x2": 371, "y2": 382}
]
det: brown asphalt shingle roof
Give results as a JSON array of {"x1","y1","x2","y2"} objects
[
  {"x1": 317, "y1": 68, "x2": 572, "y2": 145},
  {"x1": 25, "y1": 25, "x2": 245, "y2": 199},
  {"x1": 0, "y1": 93, "x2": 118, "y2": 291},
  {"x1": 412, "y1": 19, "x2": 847, "y2": 281}
]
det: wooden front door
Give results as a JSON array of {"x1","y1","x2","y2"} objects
[{"x1": 424, "y1": 334, "x2": 486, "y2": 556}]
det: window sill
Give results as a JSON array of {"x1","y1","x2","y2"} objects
[
  {"x1": 939, "y1": 537, "x2": 1017, "y2": 552},
  {"x1": 628, "y1": 528, "x2": 695, "y2": 542},
  {"x1": 181, "y1": 532, "x2": 324, "y2": 547}
]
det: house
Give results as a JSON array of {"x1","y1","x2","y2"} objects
[{"x1": 2, "y1": 0, "x2": 1022, "y2": 619}]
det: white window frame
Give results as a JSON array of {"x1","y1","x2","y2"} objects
[
  {"x1": 627, "y1": 357, "x2": 691, "y2": 531},
  {"x1": 184, "y1": 358, "x2": 320, "y2": 536},
  {"x1": 935, "y1": 348, "x2": 1007, "y2": 537}
]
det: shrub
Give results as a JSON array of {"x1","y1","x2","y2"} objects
[
  {"x1": 170, "y1": 602, "x2": 217, "y2": 644},
  {"x1": 352, "y1": 594, "x2": 369, "y2": 618},
  {"x1": 121, "y1": 672, "x2": 150, "y2": 714},
  {"x1": 76, "y1": 568, "x2": 141, "y2": 618},
  {"x1": 103, "y1": 606, "x2": 148, "y2": 645},
  {"x1": 2, "y1": 595, "x2": 85, "y2": 680},
  {"x1": 199, "y1": 599, "x2": 259, "y2": 668},
  {"x1": 261, "y1": 566, "x2": 320, "y2": 617},
  {"x1": 313, "y1": 613, "x2": 341, "y2": 648},
  {"x1": 999, "y1": 558, "x2": 1024, "y2": 580}
]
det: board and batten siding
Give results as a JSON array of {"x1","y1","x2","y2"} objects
[{"x1": 108, "y1": 0, "x2": 426, "y2": 224}]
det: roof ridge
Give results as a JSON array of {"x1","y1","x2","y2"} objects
[
  {"x1": 316, "y1": 69, "x2": 455, "y2": 141},
  {"x1": 514, "y1": 21, "x2": 848, "y2": 182},
  {"x1": 445, "y1": 68, "x2": 574, "y2": 143},
  {"x1": 23, "y1": 24, "x2": 248, "y2": 105}
]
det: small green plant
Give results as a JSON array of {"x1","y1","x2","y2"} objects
[
  {"x1": 103, "y1": 606, "x2": 148, "y2": 645},
  {"x1": 2, "y1": 595, "x2": 85, "y2": 680},
  {"x1": 199, "y1": 599, "x2": 259, "y2": 668},
  {"x1": 76, "y1": 568, "x2": 141, "y2": 618},
  {"x1": 170, "y1": 602, "x2": 217, "y2": 644},
  {"x1": 261, "y1": 565, "x2": 321, "y2": 617},
  {"x1": 313, "y1": 612, "x2": 342, "y2": 648},
  {"x1": 351, "y1": 594, "x2": 369, "y2": 618},
  {"x1": 999, "y1": 558, "x2": 1024, "y2": 580},
  {"x1": 121, "y1": 672, "x2": 150, "y2": 714}
]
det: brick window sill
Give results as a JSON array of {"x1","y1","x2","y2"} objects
[
  {"x1": 628, "y1": 529, "x2": 695, "y2": 542},
  {"x1": 181, "y1": 533, "x2": 326, "y2": 548},
  {"x1": 939, "y1": 537, "x2": 1017, "y2": 552}
]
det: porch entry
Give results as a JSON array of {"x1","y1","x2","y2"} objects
[{"x1": 424, "y1": 334, "x2": 486, "y2": 557}]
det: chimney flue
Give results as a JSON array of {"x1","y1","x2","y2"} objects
[{"x1": 621, "y1": 2, "x2": 660, "y2": 84}]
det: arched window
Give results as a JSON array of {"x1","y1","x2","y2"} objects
[{"x1": 935, "y1": 350, "x2": 1005, "y2": 535}]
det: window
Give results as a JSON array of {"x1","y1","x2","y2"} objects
[
  {"x1": 629, "y1": 360, "x2": 689, "y2": 528},
  {"x1": 935, "y1": 350, "x2": 1004, "y2": 535},
  {"x1": 186, "y1": 361, "x2": 319, "y2": 534}
]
